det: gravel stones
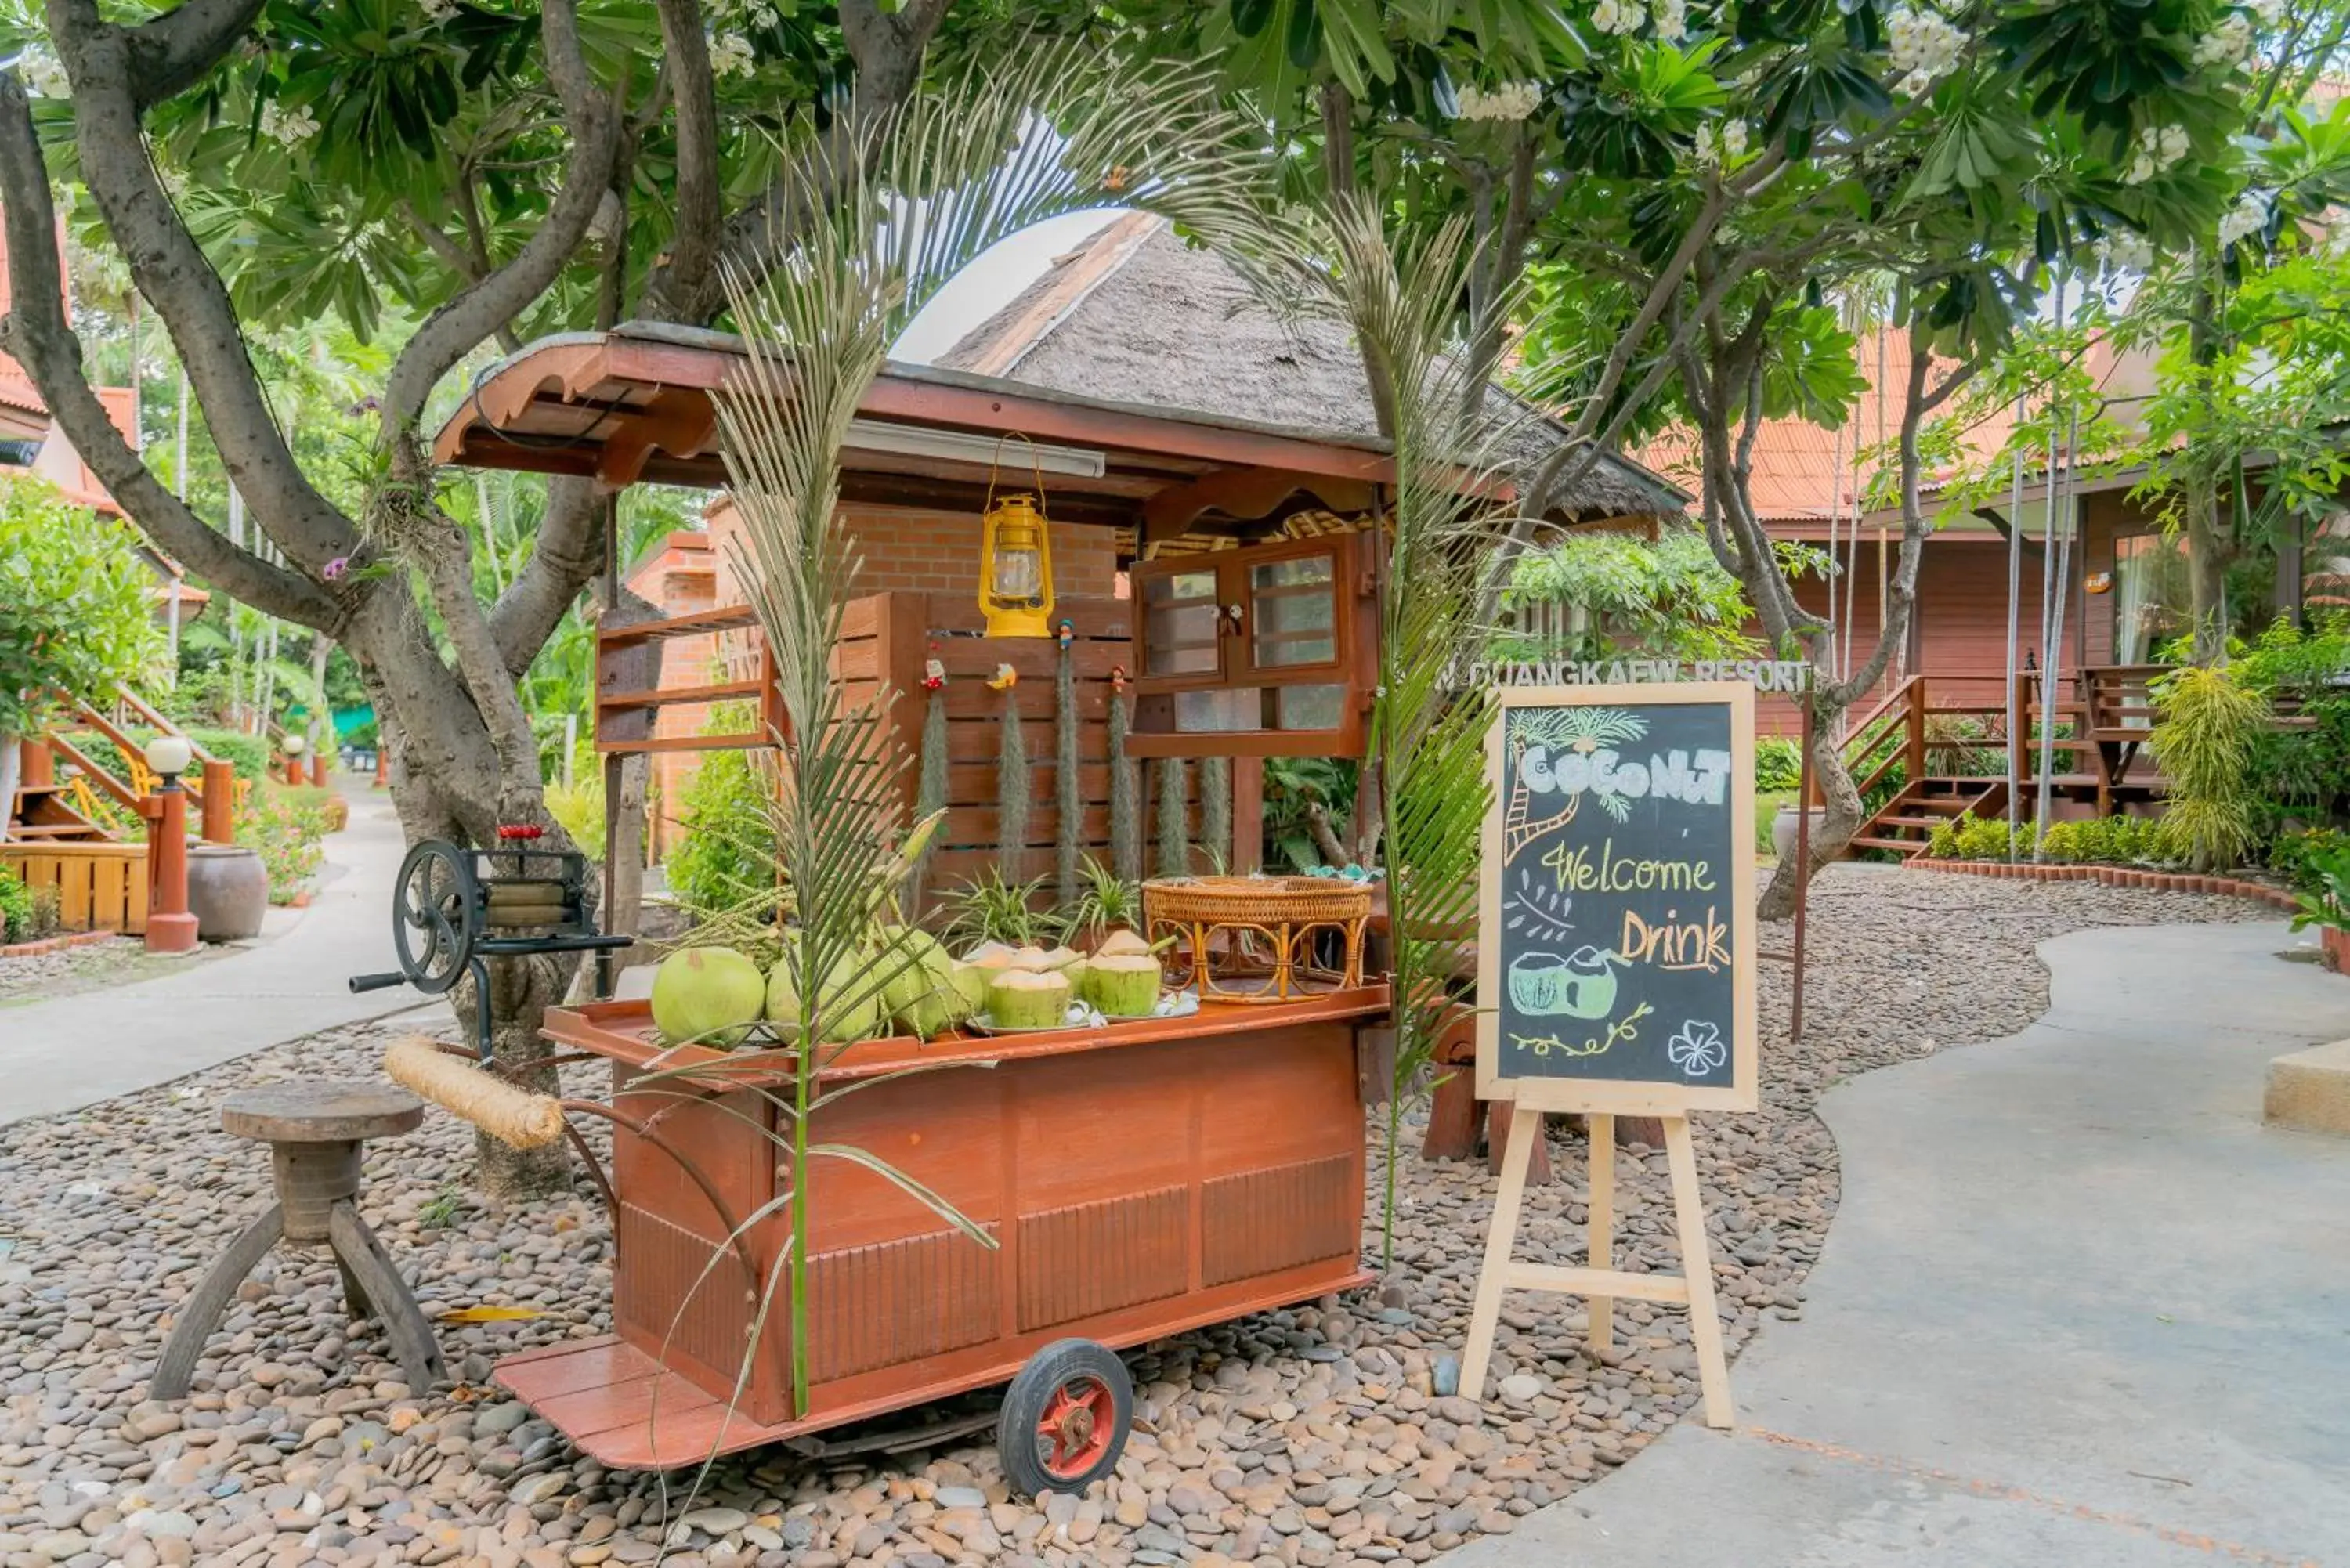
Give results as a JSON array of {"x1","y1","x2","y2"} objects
[{"x1": 0, "y1": 868, "x2": 2270, "y2": 1568}]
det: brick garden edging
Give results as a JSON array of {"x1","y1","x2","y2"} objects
[
  {"x1": 0, "y1": 929, "x2": 121, "y2": 959},
  {"x1": 1909, "y1": 857, "x2": 2299, "y2": 911}
]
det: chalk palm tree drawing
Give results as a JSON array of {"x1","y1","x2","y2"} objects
[{"x1": 1504, "y1": 706, "x2": 1650, "y2": 857}]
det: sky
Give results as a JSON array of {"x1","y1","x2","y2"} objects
[{"x1": 890, "y1": 208, "x2": 1126, "y2": 364}]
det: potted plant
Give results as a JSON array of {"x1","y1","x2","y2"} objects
[{"x1": 2288, "y1": 842, "x2": 2350, "y2": 974}]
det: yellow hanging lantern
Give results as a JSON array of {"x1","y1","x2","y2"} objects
[{"x1": 980, "y1": 436, "x2": 1055, "y2": 638}]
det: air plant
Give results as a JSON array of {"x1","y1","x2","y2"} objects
[
  {"x1": 1108, "y1": 678, "x2": 1141, "y2": 883},
  {"x1": 1156, "y1": 756, "x2": 1190, "y2": 876},
  {"x1": 1199, "y1": 753, "x2": 1232, "y2": 869},
  {"x1": 1055, "y1": 628, "x2": 1082, "y2": 906}
]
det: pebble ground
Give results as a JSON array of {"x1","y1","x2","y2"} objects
[{"x1": 0, "y1": 868, "x2": 2276, "y2": 1568}]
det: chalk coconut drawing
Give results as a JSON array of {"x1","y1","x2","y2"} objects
[
  {"x1": 1504, "y1": 707, "x2": 1650, "y2": 856},
  {"x1": 1506, "y1": 946, "x2": 1621, "y2": 1019},
  {"x1": 1666, "y1": 1019, "x2": 1729, "y2": 1078}
]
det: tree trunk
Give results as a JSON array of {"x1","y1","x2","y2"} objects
[
  {"x1": 464, "y1": 954, "x2": 577, "y2": 1198},
  {"x1": 1757, "y1": 691, "x2": 1859, "y2": 919},
  {"x1": 2185, "y1": 469, "x2": 2232, "y2": 665}
]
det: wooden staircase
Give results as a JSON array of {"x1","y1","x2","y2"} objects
[
  {"x1": 1839, "y1": 674, "x2": 2026, "y2": 862},
  {"x1": 8, "y1": 686, "x2": 228, "y2": 844},
  {"x1": 1851, "y1": 775, "x2": 2009, "y2": 857}
]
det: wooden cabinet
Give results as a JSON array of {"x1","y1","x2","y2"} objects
[{"x1": 1127, "y1": 533, "x2": 1377, "y2": 757}]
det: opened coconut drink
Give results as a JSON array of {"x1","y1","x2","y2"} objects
[{"x1": 987, "y1": 968, "x2": 1071, "y2": 1029}]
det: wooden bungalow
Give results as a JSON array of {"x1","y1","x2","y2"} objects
[{"x1": 436, "y1": 223, "x2": 1684, "y2": 884}]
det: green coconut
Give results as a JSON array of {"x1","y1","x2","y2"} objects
[
  {"x1": 1084, "y1": 952, "x2": 1162, "y2": 1017},
  {"x1": 949, "y1": 961, "x2": 993, "y2": 1014},
  {"x1": 651, "y1": 946, "x2": 767, "y2": 1047},
  {"x1": 987, "y1": 968, "x2": 1071, "y2": 1029},
  {"x1": 891, "y1": 931, "x2": 968, "y2": 1040},
  {"x1": 1093, "y1": 928, "x2": 1152, "y2": 959},
  {"x1": 765, "y1": 945, "x2": 886, "y2": 1044},
  {"x1": 1059, "y1": 958, "x2": 1092, "y2": 999},
  {"x1": 875, "y1": 927, "x2": 931, "y2": 1019}
]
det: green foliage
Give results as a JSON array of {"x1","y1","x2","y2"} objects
[
  {"x1": 2149, "y1": 664, "x2": 2270, "y2": 871},
  {"x1": 1155, "y1": 757, "x2": 1190, "y2": 878},
  {"x1": 0, "y1": 480, "x2": 163, "y2": 739},
  {"x1": 997, "y1": 691, "x2": 1030, "y2": 881},
  {"x1": 665, "y1": 749, "x2": 777, "y2": 919},
  {"x1": 2040, "y1": 815, "x2": 2167, "y2": 865},
  {"x1": 2270, "y1": 828, "x2": 2350, "y2": 898},
  {"x1": 1497, "y1": 529, "x2": 1765, "y2": 664},
  {"x1": 187, "y1": 728, "x2": 273, "y2": 785},
  {"x1": 938, "y1": 866, "x2": 1050, "y2": 952},
  {"x1": 237, "y1": 784, "x2": 330, "y2": 904},
  {"x1": 0, "y1": 865, "x2": 33, "y2": 944},
  {"x1": 1058, "y1": 856, "x2": 1143, "y2": 947},
  {"x1": 544, "y1": 771, "x2": 605, "y2": 862},
  {"x1": 1263, "y1": 756, "x2": 1358, "y2": 872},
  {"x1": 1925, "y1": 811, "x2": 2030, "y2": 862},
  {"x1": 2287, "y1": 842, "x2": 2350, "y2": 938},
  {"x1": 1754, "y1": 737, "x2": 1804, "y2": 793}
]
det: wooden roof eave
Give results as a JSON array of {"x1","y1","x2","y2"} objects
[{"x1": 432, "y1": 327, "x2": 1406, "y2": 500}]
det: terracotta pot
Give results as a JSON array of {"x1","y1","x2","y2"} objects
[
  {"x1": 186, "y1": 844, "x2": 268, "y2": 941},
  {"x1": 2323, "y1": 925, "x2": 2350, "y2": 974}
]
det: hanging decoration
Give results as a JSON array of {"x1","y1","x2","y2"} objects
[
  {"x1": 1155, "y1": 753, "x2": 1190, "y2": 879},
  {"x1": 1108, "y1": 666, "x2": 1141, "y2": 884},
  {"x1": 909, "y1": 645, "x2": 949, "y2": 906},
  {"x1": 992, "y1": 662, "x2": 1029, "y2": 878},
  {"x1": 1054, "y1": 620, "x2": 1081, "y2": 905},
  {"x1": 1200, "y1": 754, "x2": 1231, "y2": 874},
  {"x1": 979, "y1": 435, "x2": 1055, "y2": 638}
]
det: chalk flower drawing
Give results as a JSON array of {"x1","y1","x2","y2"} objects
[{"x1": 1666, "y1": 1019, "x2": 1728, "y2": 1078}]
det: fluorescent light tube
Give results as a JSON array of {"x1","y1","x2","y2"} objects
[{"x1": 843, "y1": 418, "x2": 1107, "y2": 479}]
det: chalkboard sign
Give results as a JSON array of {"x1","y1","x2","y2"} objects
[{"x1": 1475, "y1": 684, "x2": 1757, "y2": 1115}]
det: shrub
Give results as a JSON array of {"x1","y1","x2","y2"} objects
[
  {"x1": 0, "y1": 867, "x2": 31, "y2": 943},
  {"x1": 187, "y1": 728, "x2": 272, "y2": 784},
  {"x1": 2040, "y1": 815, "x2": 2166, "y2": 865},
  {"x1": 2287, "y1": 841, "x2": 2350, "y2": 938},
  {"x1": 2149, "y1": 665, "x2": 2269, "y2": 871},
  {"x1": 546, "y1": 772, "x2": 606, "y2": 861},
  {"x1": 665, "y1": 750, "x2": 776, "y2": 916},
  {"x1": 237, "y1": 785, "x2": 328, "y2": 905},
  {"x1": 1754, "y1": 737, "x2": 1804, "y2": 793},
  {"x1": 1927, "y1": 811, "x2": 2030, "y2": 861},
  {"x1": 2271, "y1": 828, "x2": 2350, "y2": 897}
]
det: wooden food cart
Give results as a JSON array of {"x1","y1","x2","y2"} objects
[{"x1": 501, "y1": 988, "x2": 1386, "y2": 1485}]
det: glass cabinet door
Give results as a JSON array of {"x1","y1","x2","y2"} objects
[
  {"x1": 1248, "y1": 551, "x2": 1338, "y2": 670},
  {"x1": 1141, "y1": 566, "x2": 1223, "y2": 679}
]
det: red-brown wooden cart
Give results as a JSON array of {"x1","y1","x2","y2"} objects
[{"x1": 495, "y1": 987, "x2": 1387, "y2": 1490}]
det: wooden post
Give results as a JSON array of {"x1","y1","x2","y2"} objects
[
  {"x1": 20, "y1": 738, "x2": 54, "y2": 790},
  {"x1": 311, "y1": 753, "x2": 331, "y2": 789},
  {"x1": 200, "y1": 759, "x2": 235, "y2": 844},
  {"x1": 1231, "y1": 756, "x2": 1264, "y2": 875},
  {"x1": 144, "y1": 777, "x2": 197, "y2": 953},
  {"x1": 1586, "y1": 1112, "x2": 1615, "y2": 1353},
  {"x1": 374, "y1": 735, "x2": 390, "y2": 789}
]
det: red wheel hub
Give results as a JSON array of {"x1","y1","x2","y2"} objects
[{"x1": 1035, "y1": 1375, "x2": 1115, "y2": 1479}]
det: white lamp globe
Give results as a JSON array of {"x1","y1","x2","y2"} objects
[
  {"x1": 143, "y1": 735, "x2": 193, "y2": 779},
  {"x1": 284, "y1": 733, "x2": 308, "y2": 756}
]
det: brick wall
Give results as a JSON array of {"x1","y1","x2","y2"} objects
[{"x1": 703, "y1": 496, "x2": 1123, "y2": 605}]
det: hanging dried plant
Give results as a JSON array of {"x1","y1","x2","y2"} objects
[
  {"x1": 1108, "y1": 679, "x2": 1141, "y2": 884},
  {"x1": 1199, "y1": 754, "x2": 1231, "y2": 873},
  {"x1": 909, "y1": 682, "x2": 949, "y2": 909},
  {"x1": 1155, "y1": 754, "x2": 1189, "y2": 878},
  {"x1": 998, "y1": 681, "x2": 1030, "y2": 880},
  {"x1": 1054, "y1": 630, "x2": 1081, "y2": 905}
]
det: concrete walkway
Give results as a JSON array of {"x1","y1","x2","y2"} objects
[
  {"x1": 1445, "y1": 920, "x2": 2350, "y2": 1568},
  {"x1": 0, "y1": 779, "x2": 422, "y2": 1126}
]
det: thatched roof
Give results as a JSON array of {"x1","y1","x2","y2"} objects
[{"x1": 937, "y1": 214, "x2": 1685, "y2": 522}]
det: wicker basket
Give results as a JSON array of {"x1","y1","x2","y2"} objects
[{"x1": 1142, "y1": 876, "x2": 1372, "y2": 1003}]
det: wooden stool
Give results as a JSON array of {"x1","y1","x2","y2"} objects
[{"x1": 154, "y1": 1082, "x2": 446, "y2": 1399}]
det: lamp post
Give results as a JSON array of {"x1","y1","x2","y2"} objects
[
  {"x1": 143, "y1": 735, "x2": 199, "y2": 954},
  {"x1": 281, "y1": 732, "x2": 306, "y2": 786}
]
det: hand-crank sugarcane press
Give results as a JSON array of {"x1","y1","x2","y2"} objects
[{"x1": 349, "y1": 826, "x2": 634, "y2": 1057}]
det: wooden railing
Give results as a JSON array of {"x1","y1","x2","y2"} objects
[{"x1": 1832, "y1": 675, "x2": 2016, "y2": 796}]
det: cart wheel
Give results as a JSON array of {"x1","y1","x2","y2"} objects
[{"x1": 998, "y1": 1339, "x2": 1132, "y2": 1498}]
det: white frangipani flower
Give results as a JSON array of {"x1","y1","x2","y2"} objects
[
  {"x1": 2094, "y1": 227, "x2": 2155, "y2": 274},
  {"x1": 2218, "y1": 188, "x2": 2272, "y2": 249},
  {"x1": 261, "y1": 101, "x2": 320, "y2": 146},
  {"x1": 2122, "y1": 123, "x2": 2192, "y2": 185},
  {"x1": 20, "y1": 50, "x2": 68, "y2": 98},
  {"x1": 1454, "y1": 81, "x2": 1542, "y2": 122},
  {"x1": 1590, "y1": 0, "x2": 1642, "y2": 37},
  {"x1": 1887, "y1": 5, "x2": 1965, "y2": 93},
  {"x1": 1692, "y1": 118, "x2": 1749, "y2": 168},
  {"x1": 1650, "y1": 0, "x2": 1688, "y2": 40},
  {"x1": 419, "y1": 0, "x2": 460, "y2": 21},
  {"x1": 2191, "y1": 12, "x2": 2253, "y2": 67},
  {"x1": 709, "y1": 31, "x2": 756, "y2": 78}
]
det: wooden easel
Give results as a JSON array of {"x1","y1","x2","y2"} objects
[{"x1": 1459, "y1": 1101, "x2": 1735, "y2": 1430}]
